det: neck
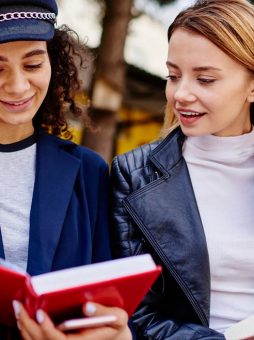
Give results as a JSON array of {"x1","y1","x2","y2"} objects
[{"x1": 0, "y1": 123, "x2": 34, "y2": 144}]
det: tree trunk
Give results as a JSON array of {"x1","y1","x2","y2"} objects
[{"x1": 82, "y1": 0, "x2": 133, "y2": 163}]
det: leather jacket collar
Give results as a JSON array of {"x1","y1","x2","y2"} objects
[{"x1": 150, "y1": 126, "x2": 185, "y2": 176}]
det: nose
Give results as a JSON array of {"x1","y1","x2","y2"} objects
[
  {"x1": 173, "y1": 80, "x2": 196, "y2": 103},
  {"x1": 3, "y1": 69, "x2": 30, "y2": 95}
]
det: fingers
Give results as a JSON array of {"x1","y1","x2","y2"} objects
[
  {"x1": 34, "y1": 310, "x2": 66, "y2": 340},
  {"x1": 12, "y1": 300, "x2": 65, "y2": 340},
  {"x1": 13, "y1": 301, "x2": 38, "y2": 340},
  {"x1": 12, "y1": 300, "x2": 132, "y2": 340},
  {"x1": 83, "y1": 302, "x2": 129, "y2": 329},
  {"x1": 81, "y1": 302, "x2": 132, "y2": 339}
]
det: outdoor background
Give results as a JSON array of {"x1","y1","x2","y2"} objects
[{"x1": 56, "y1": 0, "x2": 193, "y2": 163}]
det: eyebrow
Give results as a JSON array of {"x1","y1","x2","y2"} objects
[
  {"x1": 0, "y1": 49, "x2": 47, "y2": 62},
  {"x1": 166, "y1": 61, "x2": 222, "y2": 72}
]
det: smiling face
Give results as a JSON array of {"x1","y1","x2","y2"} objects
[
  {"x1": 0, "y1": 40, "x2": 51, "y2": 143},
  {"x1": 165, "y1": 28, "x2": 254, "y2": 137}
]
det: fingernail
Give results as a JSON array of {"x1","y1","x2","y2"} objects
[
  {"x1": 12, "y1": 300, "x2": 20, "y2": 319},
  {"x1": 36, "y1": 309, "x2": 44, "y2": 324},
  {"x1": 85, "y1": 302, "x2": 96, "y2": 316}
]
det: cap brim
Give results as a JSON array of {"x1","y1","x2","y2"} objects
[{"x1": 0, "y1": 18, "x2": 54, "y2": 43}]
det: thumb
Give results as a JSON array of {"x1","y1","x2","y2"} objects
[{"x1": 83, "y1": 302, "x2": 128, "y2": 329}]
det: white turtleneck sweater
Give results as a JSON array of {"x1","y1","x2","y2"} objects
[{"x1": 182, "y1": 129, "x2": 254, "y2": 334}]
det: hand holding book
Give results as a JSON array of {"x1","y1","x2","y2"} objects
[{"x1": 16, "y1": 301, "x2": 132, "y2": 340}]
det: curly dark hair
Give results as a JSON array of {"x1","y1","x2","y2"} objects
[{"x1": 33, "y1": 25, "x2": 91, "y2": 139}]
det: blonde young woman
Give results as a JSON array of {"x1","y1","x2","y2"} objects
[{"x1": 111, "y1": 0, "x2": 254, "y2": 338}]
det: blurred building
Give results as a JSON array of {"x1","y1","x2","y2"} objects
[
  {"x1": 58, "y1": 0, "x2": 168, "y2": 156},
  {"x1": 117, "y1": 65, "x2": 166, "y2": 154}
]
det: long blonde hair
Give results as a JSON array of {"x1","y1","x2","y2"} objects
[{"x1": 161, "y1": 0, "x2": 254, "y2": 138}]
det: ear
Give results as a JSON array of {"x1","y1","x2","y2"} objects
[{"x1": 247, "y1": 78, "x2": 254, "y2": 103}]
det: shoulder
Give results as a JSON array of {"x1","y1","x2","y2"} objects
[
  {"x1": 111, "y1": 140, "x2": 162, "y2": 192},
  {"x1": 112, "y1": 126, "x2": 183, "y2": 173},
  {"x1": 73, "y1": 143, "x2": 108, "y2": 170},
  {"x1": 111, "y1": 127, "x2": 184, "y2": 188},
  {"x1": 38, "y1": 132, "x2": 108, "y2": 171},
  {"x1": 112, "y1": 139, "x2": 160, "y2": 174}
]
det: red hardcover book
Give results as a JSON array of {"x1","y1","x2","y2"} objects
[{"x1": 0, "y1": 254, "x2": 161, "y2": 327}]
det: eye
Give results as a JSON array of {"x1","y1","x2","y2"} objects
[
  {"x1": 197, "y1": 77, "x2": 216, "y2": 84},
  {"x1": 166, "y1": 75, "x2": 180, "y2": 82},
  {"x1": 24, "y1": 63, "x2": 43, "y2": 70}
]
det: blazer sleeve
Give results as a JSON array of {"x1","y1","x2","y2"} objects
[{"x1": 110, "y1": 156, "x2": 225, "y2": 340}]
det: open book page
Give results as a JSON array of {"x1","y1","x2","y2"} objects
[
  {"x1": 30, "y1": 254, "x2": 157, "y2": 295},
  {"x1": 224, "y1": 314, "x2": 254, "y2": 340}
]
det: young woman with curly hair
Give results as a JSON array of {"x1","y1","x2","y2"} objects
[{"x1": 0, "y1": 0, "x2": 131, "y2": 339}]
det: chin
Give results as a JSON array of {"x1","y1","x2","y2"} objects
[
  {"x1": 6, "y1": 113, "x2": 35, "y2": 126},
  {"x1": 180, "y1": 126, "x2": 209, "y2": 137}
]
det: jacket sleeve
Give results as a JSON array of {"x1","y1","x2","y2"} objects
[
  {"x1": 110, "y1": 156, "x2": 225, "y2": 340},
  {"x1": 132, "y1": 304, "x2": 225, "y2": 340}
]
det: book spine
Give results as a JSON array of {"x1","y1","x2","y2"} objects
[{"x1": 24, "y1": 277, "x2": 39, "y2": 319}]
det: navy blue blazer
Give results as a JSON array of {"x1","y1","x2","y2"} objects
[{"x1": 0, "y1": 131, "x2": 111, "y2": 276}]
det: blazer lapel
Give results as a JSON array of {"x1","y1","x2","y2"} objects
[
  {"x1": 27, "y1": 134, "x2": 81, "y2": 275},
  {"x1": 123, "y1": 129, "x2": 210, "y2": 324},
  {"x1": 0, "y1": 229, "x2": 5, "y2": 259}
]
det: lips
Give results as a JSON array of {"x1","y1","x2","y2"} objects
[
  {"x1": 0, "y1": 95, "x2": 34, "y2": 112},
  {"x1": 178, "y1": 109, "x2": 205, "y2": 117},
  {"x1": 176, "y1": 109, "x2": 206, "y2": 125},
  {"x1": 1, "y1": 97, "x2": 33, "y2": 106}
]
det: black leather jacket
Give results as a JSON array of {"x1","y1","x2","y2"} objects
[{"x1": 110, "y1": 127, "x2": 225, "y2": 339}]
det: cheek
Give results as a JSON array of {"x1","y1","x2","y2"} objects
[
  {"x1": 38, "y1": 73, "x2": 51, "y2": 95},
  {"x1": 40, "y1": 63, "x2": 51, "y2": 94},
  {"x1": 165, "y1": 82, "x2": 173, "y2": 102},
  {"x1": 197, "y1": 87, "x2": 224, "y2": 109},
  {"x1": 34, "y1": 81, "x2": 50, "y2": 98}
]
